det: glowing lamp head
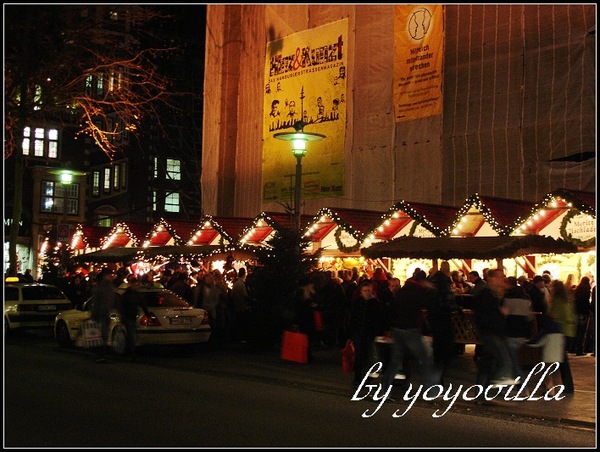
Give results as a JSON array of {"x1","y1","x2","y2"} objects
[
  {"x1": 292, "y1": 138, "x2": 308, "y2": 158},
  {"x1": 60, "y1": 173, "x2": 73, "y2": 184}
]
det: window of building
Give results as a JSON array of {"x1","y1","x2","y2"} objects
[
  {"x1": 34, "y1": 128, "x2": 45, "y2": 156},
  {"x1": 113, "y1": 164, "x2": 120, "y2": 190},
  {"x1": 165, "y1": 192, "x2": 180, "y2": 213},
  {"x1": 166, "y1": 159, "x2": 181, "y2": 180},
  {"x1": 103, "y1": 168, "x2": 111, "y2": 192},
  {"x1": 107, "y1": 117, "x2": 114, "y2": 143},
  {"x1": 121, "y1": 162, "x2": 127, "y2": 189},
  {"x1": 96, "y1": 215, "x2": 112, "y2": 227},
  {"x1": 48, "y1": 129, "x2": 58, "y2": 158},
  {"x1": 34, "y1": 85, "x2": 42, "y2": 110},
  {"x1": 117, "y1": 66, "x2": 124, "y2": 91},
  {"x1": 153, "y1": 157, "x2": 159, "y2": 179},
  {"x1": 22, "y1": 126, "x2": 59, "y2": 159},
  {"x1": 97, "y1": 73, "x2": 104, "y2": 96},
  {"x1": 152, "y1": 190, "x2": 157, "y2": 212},
  {"x1": 92, "y1": 171, "x2": 100, "y2": 196},
  {"x1": 22, "y1": 128, "x2": 30, "y2": 156},
  {"x1": 85, "y1": 75, "x2": 93, "y2": 95},
  {"x1": 108, "y1": 69, "x2": 115, "y2": 92},
  {"x1": 40, "y1": 181, "x2": 79, "y2": 215},
  {"x1": 94, "y1": 205, "x2": 117, "y2": 227}
]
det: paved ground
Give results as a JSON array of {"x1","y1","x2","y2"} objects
[{"x1": 266, "y1": 341, "x2": 596, "y2": 430}]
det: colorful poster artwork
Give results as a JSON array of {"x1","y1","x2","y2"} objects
[
  {"x1": 263, "y1": 18, "x2": 348, "y2": 203},
  {"x1": 394, "y1": 5, "x2": 444, "y2": 121}
]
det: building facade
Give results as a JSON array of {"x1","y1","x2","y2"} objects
[{"x1": 201, "y1": 4, "x2": 595, "y2": 218}]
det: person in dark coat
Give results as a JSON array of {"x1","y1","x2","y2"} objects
[
  {"x1": 90, "y1": 268, "x2": 117, "y2": 362},
  {"x1": 529, "y1": 275, "x2": 549, "y2": 314},
  {"x1": 348, "y1": 280, "x2": 386, "y2": 387},
  {"x1": 427, "y1": 261, "x2": 457, "y2": 380},
  {"x1": 288, "y1": 275, "x2": 318, "y2": 361},
  {"x1": 121, "y1": 278, "x2": 150, "y2": 360},
  {"x1": 503, "y1": 276, "x2": 534, "y2": 382},
  {"x1": 472, "y1": 268, "x2": 517, "y2": 387},
  {"x1": 169, "y1": 271, "x2": 194, "y2": 304},
  {"x1": 381, "y1": 269, "x2": 439, "y2": 396},
  {"x1": 572, "y1": 276, "x2": 592, "y2": 355}
]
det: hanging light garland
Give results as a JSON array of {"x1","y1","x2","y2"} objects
[
  {"x1": 448, "y1": 193, "x2": 508, "y2": 237},
  {"x1": 101, "y1": 222, "x2": 139, "y2": 249},
  {"x1": 142, "y1": 218, "x2": 183, "y2": 248}
]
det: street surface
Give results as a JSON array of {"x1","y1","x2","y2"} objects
[{"x1": 4, "y1": 330, "x2": 596, "y2": 448}]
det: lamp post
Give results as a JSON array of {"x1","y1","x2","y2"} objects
[{"x1": 274, "y1": 87, "x2": 325, "y2": 231}]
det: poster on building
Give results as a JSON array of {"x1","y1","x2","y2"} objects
[
  {"x1": 394, "y1": 5, "x2": 444, "y2": 122},
  {"x1": 263, "y1": 18, "x2": 348, "y2": 203}
]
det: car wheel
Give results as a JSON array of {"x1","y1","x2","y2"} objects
[
  {"x1": 111, "y1": 326, "x2": 127, "y2": 355},
  {"x1": 55, "y1": 320, "x2": 72, "y2": 347}
]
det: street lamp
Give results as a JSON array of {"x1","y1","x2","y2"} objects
[{"x1": 273, "y1": 87, "x2": 325, "y2": 231}]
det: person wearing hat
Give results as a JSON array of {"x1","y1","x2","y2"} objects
[{"x1": 90, "y1": 268, "x2": 117, "y2": 362}]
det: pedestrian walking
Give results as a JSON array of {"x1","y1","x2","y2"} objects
[
  {"x1": 121, "y1": 277, "x2": 150, "y2": 361},
  {"x1": 90, "y1": 268, "x2": 117, "y2": 363}
]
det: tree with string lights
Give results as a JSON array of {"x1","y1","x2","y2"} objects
[{"x1": 4, "y1": 5, "x2": 183, "y2": 275}]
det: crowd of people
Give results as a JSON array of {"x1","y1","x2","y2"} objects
[
  {"x1": 287, "y1": 263, "x2": 596, "y2": 400},
  {"x1": 16, "y1": 260, "x2": 595, "y2": 391}
]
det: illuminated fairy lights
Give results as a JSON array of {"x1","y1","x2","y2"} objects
[
  {"x1": 101, "y1": 222, "x2": 139, "y2": 249},
  {"x1": 186, "y1": 215, "x2": 234, "y2": 246},
  {"x1": 362, "y1": 201, "x2": 441, "y2": 247},
  {"x1": 448, "y1": 194, "x2": 508, "y2": 237},
  {"x1": 304, "y1": 208, "x2": 363, "y2": 253},
  {"x1": 70, "y1": 224, "x2": 88, "y2": 250},
  {"x1": 142, "y1": 218, "x2": 183, "y2": 248},
  {"x1": 239, "y1": 212, "x2": 278, "y2": 248},
  {"x1": 511, "y1": 191, "x2": 594, "y2": 236}
]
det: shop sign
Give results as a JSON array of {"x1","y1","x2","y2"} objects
[
  {"x1": 560, "y1": 210, "x2": 595, "y2": 248},
  {"x1": 335, "y1": 228, "x2": 360, "y2": 253}
]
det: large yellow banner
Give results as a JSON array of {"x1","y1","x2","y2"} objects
[
  {"x1": 263, "y1": 18, "x2": 348, "y2": 203},
  {"x1": 394, "y1": 5, "x2": 444, "y2": 121}
]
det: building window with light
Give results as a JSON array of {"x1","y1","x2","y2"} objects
[
  {"x1": 103, "y1": 168, "x2": 111, "y2": 192},
  {"x1": 48, "y1": 129, "x2": 58, "y2": 158},
  {"x1": 166, "y1": 159, "x2": 181, "y2": 180},
  {"x1": 41, "y1": 181, "x2": 79, "y2": 215},
  {"x1": 153, "y1": 157, "x2": 158, "y2": 179},
  {"x1": 85, "y1": 74, "x2": 93, "y2": 94},
  {"x1": 97, "y1": 73, "x2": 104, "y2": 96},
  {"x1": 165, "y1": 192, "x2": 180, "y2": 213},
  {"x1": 96, "y1": 215, "x2": 111, "y2": 227},
  {"x1": 92, "y1": 171, "x2": 100, "y2": 196},
  {"x1": 113, "y1": 164, "x2": 120, "y2": 190},
  {"x1": 152, "y1": 190, "x2": 157, "y2": 211},
  {"x1": 21, "y1": 126, "x2": 59, "y2": 159}
]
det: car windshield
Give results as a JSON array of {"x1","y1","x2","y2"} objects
[
  {"x1": 21, "y1": 286, "x2": 68, "y2": 300},
  {"x1": 144, "y1": 291, "x2": 190, "y2": 308}
]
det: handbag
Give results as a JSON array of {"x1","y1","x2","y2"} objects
[
  {"x1": 281, "y1": 329, "x2": 309, "y2": 364},
  {"x1": 342, "y1": 339, "x2": 355, "y2": 373},
  {"x1": 81, "y1": 319, "x2": 104, "y2": 348}
]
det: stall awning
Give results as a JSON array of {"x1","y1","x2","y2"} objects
[
  {"x1": 72, "y1": 245, "x2": 258, "y2": 263},
  {"x1": 71, "y1": 247, "x2": 145, "y2": 263},
  {"x1": 140, "y1": 245, "x2": 257, "y2": 261},
  {"x1": 361, "y1": 234, "x2": 578, "y2": 260}
]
